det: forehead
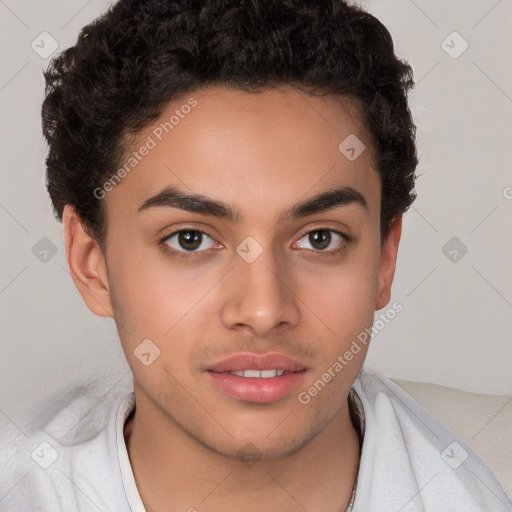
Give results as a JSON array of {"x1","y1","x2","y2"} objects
[{"x1": 105, "y1": 85, "x2": 380, "y2": 222}]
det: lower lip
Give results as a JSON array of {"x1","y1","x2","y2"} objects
[{"x1": 205, "y1": 370, "x2": 307, "y2": 403}]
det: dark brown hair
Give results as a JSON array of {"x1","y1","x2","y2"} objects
[{"x1": 42, "y1": 0, "x2": 417, "y2": 247}]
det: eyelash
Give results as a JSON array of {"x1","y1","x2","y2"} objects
[{"x1": 158, "y1": 226, "x2": 350, "y2": 260}]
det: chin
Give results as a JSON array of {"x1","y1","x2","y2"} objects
[{"x1": 193, "y1": 418, "x2": 327, "y2": 463}]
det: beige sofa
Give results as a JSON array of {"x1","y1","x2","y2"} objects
[{"x1": 391, "y1": 378, "x2": 512, "y2": 499}]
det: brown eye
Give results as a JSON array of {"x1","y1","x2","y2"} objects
[
  {"x1": 308, "y1": 230, "x2": 331, "y2": 250},
  {"x1": 177, "y1": 230, "x2": 202, "y2": 251},
  {"x1": 295, "y1": 229, "x2": 347, "y2": 253},
  {"x1": 163, "y1": 229, "x2": 216, "y2": 253}
]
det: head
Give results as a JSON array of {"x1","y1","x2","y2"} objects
[{"x1": 42, "y1": 0, "x2": 417, "y2": 459}]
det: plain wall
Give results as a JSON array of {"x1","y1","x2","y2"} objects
[{"x1": 0, "y1": 0, "x2": 511, "y2": 424}]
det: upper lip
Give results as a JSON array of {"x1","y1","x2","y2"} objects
[{"x1": 206, "y1": 352, "x2": 307, "y2": 373}]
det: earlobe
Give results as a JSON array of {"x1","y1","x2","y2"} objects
[
  {"x1": 375, "y1": 216, "x2": 402, "y2": 311},
  {"x1": 62, "y1": 205, "x2": 114, "y2": 318}
]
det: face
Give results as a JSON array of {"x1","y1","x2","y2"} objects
[{"x1": 65, "y1": 85, "x2": 401, "y2": 459}]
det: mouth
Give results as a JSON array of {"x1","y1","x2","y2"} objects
[
  {"x1": 205, "y1": 352, "x2": 308, "y2": 403},
  {"x1": 214, "y1": 369, "x2": 292, "y2": 378}
]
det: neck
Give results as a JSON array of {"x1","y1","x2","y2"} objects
[{"x1": 124, "y1": 390, "x2": 360, "y2": 512}]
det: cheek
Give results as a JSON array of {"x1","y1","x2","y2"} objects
[
  {"x1": 107, "y1": 247, "x2": 203, "y2": 389},
  {"x1": 107, "y1": 241, "x2": 175, "y2": 335},
  {"x1": 108, "y1": 241, "x2": 222, "y2": 346},
  {"x1": 299, "y1": 248, "x2": 380, "y2": 339}
]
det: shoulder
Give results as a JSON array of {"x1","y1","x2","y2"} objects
[
  {"x1": 351, "y1": 367, "x2": 512, "y2": 511},
  {"x1": 0, "y1": 379, "x2": 134, "y2": 512}
]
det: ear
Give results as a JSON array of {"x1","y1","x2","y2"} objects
[
  {"x1": 375, "y1": 216, "x2": 402, "y2": 310},
  {"x1": 62, "y1": 204, "x2": 114, "y2": 317}
]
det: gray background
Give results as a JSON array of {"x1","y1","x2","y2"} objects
[{"x1": 0, "y1": 0, "x2": 511, "y2": 427}]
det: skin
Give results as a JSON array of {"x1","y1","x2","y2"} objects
[{"x1": 62, "y1": 85, "x2": 402, "y2": 512}]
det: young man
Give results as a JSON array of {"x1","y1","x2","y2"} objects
[{"x1": 1, "y1": 0, "x2": 510, "y2": 511}]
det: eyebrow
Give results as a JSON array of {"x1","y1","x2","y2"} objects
[{"x1": 137, "y1": 184, "x2": 367, "y2": 223}]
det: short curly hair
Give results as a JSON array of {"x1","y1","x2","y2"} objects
[{"x1": 42, "y1": 0, "x2": 417, "y2": 248}]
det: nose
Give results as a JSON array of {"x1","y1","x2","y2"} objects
[{"x1": 221, "y1": 243, "x2": 301, "y2": 337}]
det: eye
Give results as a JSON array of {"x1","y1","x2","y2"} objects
[
  {"x1": 159, "y1": 227, "x2": 349, "y2": 259},
  {"x1": 160, "y1": 229, "x2": 218, "y2": 257},
  {"x1": 294, "y1": 228, "x2": 348, "y2": 254}
]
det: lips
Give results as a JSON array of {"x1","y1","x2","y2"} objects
[
  {"x1": 205, "y1": 352, "x2": 308, "y2": 403},
  {"x1": 206, "y1": 352, "x2": 307, "y2": 373}
]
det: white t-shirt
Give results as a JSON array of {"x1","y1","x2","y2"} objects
[{"x1": 1, "y1": 367, "x2": 510, "y2": 511}]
